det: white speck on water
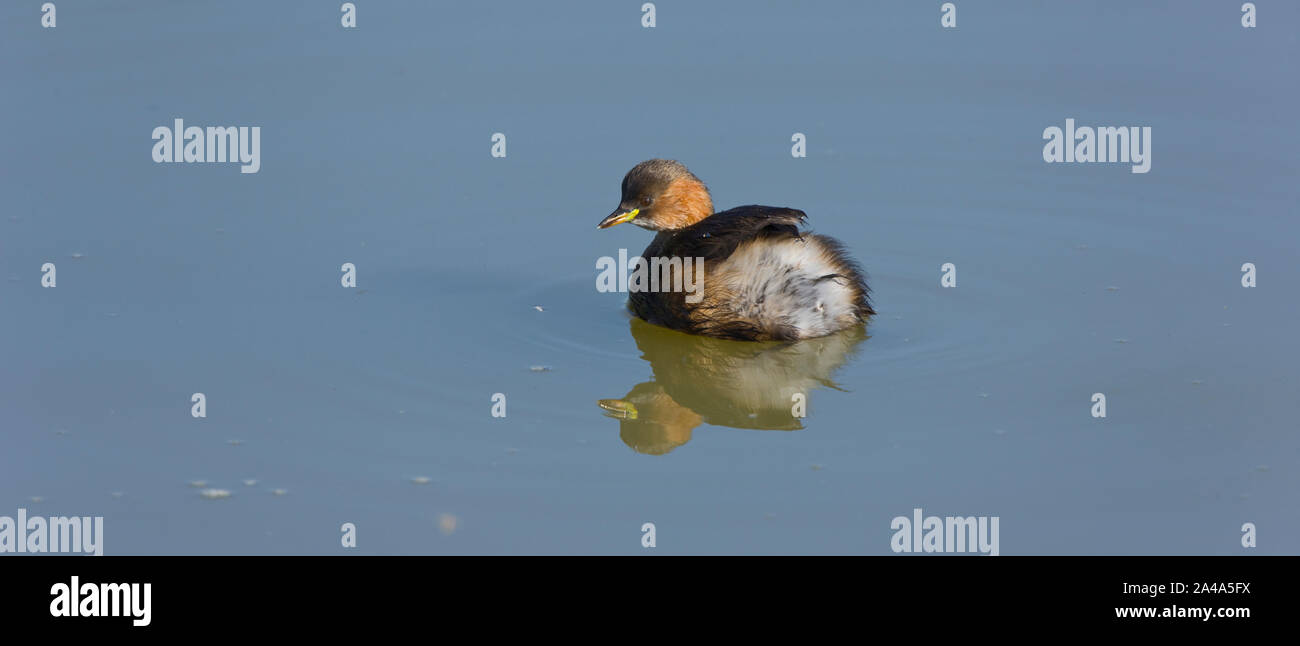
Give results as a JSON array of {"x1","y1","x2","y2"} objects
[
  {"x1": 1113, "y1": 338, "x2": 1130, "y2": 344},
  {"x1": 397, "y1": 410, "x2": 405, "y2": 415},
  {"x1": 199, "y1": 489, "x2": 231, "y2": 500},
  {"x1": 69, "y1": 252, "x2": 85, "y2": 260},
  {"x1": 188, "y1": 480, "x2": 208, "y2": 488},
  {"x1": 270, "y1": 488, "x2": 288, "y2": 496},
  {"x1": 110, "y1": 491, "x2": 124, "y2": 498},
  {"x1": 978, "y1": 393, "x2": 990, "y2": 399},
  {"x1": 438, "y1": 513, "x2": 458, "y2": 535},
  {"x1": 29, "y1": 496, "x2": 44, "y2": 504},
  {"x1": 994, "y1": 429, "x2": 1007, "y2": 436},
  {"x1": 242, "y1": 479, "x2": 257, "y2": 487},
  {"x1": 410, "y1": 476, "x2": 432, "y2": 485},
  {"x1": 529, "y1": 365, "x2": 551, "y2": 372},
  {"x1": 534, "y1": 305, "x2": 544, "y2": 312},
  {"x1": 227, "y1": 439, "x2": 243, "y2": 446}
]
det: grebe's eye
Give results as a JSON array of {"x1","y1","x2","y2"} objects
[{"x1": 641, "y1": 196, "x2": 653, "y2": 206}]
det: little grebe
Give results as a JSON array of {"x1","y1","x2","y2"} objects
[{"x1": 597, "y1": 159, "x2": 874, "y2": 341}]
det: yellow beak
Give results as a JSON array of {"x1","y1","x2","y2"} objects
[{"x1": 597, "y1": 208, "x2": 639, "y2": 229}]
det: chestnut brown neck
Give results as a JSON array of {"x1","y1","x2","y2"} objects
[{"x1": 655, "y1": 176, "x2": 714, "y2": 230}]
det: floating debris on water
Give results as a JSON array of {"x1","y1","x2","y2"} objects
[
  {"x1": 529, "y1": 365, "x2": 552, "y2": 372},
  {"x1": 227, "y1": 439, "x2": 243, "y2": 446},
  {"x1": 810, "y1": 464, "x2": 823, "y2": 471},
  {"x1": 410, "y1": 476, "x2": 431, "y2": 485},
  {"x1": 1105, "y1": 286, "x2": 1119, "y2": 292},
  {"x1": 534, "y1": 305, "x2": 544, "y2": 312},
  {"x1": 29, "y1": 496, "x2": 44, "y2": 504},
  {"x1": 1113, "y1": 338, "x2": 1130, "y2": 344},
  {"x1": 438, "y1": 513, "x2": 458, "y2": 536},
  {"x1": 188, "y1": 480, "x2": 208, "y2": 488},
  {"x1": 397, "y1": 410, "x2": 406, "y2": 415},
  {"x1": 270, "y1": 488, "x2": 288, "y2": 496},
  {"x1": 1255, "y1": 465, "x2": 1270, "y2": 472},
  {"x1": 242, "y1": 479, "x2": 257, "y2": 487},
  {"x1": 978, "y1": 393, "x2": 990, "y2": 399},
  {"x1": 69, "y1": 252, "x2": 85, "y2": 260},
  {"x1": 199, "y1": 489, "x2": 231, "y2": 500},
  {"x1": 1191, "y1": 379, "x2": 1203, "y2": 385}
]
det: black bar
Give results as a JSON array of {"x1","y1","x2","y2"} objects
[{"x1": 1, "y1": 556, "x2": 1290, "y2": 633}]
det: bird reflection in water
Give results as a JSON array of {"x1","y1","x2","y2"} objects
[{"x1": 598, "y1": 318, "x2": 867, "y2": 455}]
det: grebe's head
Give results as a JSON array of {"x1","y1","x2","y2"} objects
[{"x1": 597, "y1": 159, "x2": 714, "y2": 232}]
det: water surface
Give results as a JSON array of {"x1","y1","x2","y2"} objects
[{"x1": 2, "y1": 1, "x2": 1297, "y2": 554}]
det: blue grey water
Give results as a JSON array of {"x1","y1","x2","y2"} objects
[{"x1": 2, "y1": 1, "x2": 1296, "y2": 554}]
